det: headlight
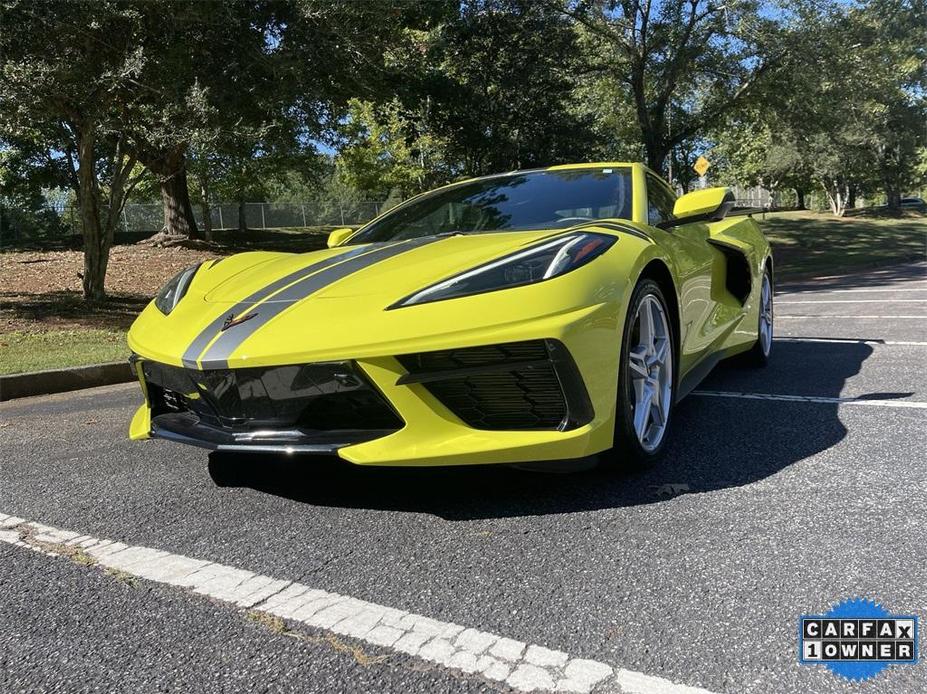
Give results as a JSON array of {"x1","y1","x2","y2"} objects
[
  {"x1": 390, "y1": 232, "x2": 616, "y2": 308},
  {"x1": 154, "y1": 264, "x2": 201, "y2": 315}
]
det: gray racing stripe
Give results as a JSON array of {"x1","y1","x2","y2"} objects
[
  {"x1": 197, "y1": 237, "x2": 440, "y2": 369},
  {"x1": 180, "y1": 246, "x2": 379, "y2": 368},
  {"x1": 593, "y1": 220, "x2": 652, "y2": 241}
]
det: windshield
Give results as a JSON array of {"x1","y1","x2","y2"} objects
[{"x1": 349, "y1": 168, "x2": 632, "y2": 244}]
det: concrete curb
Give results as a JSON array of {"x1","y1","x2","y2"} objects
[{"x1": 0, "y1": 362, "x2": 134, "y2": 402}]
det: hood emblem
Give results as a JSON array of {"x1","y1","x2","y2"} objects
[{"x1": 221, "y1": 312, "x2": 258, "y2": 331}]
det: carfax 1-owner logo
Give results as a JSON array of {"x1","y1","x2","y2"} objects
[{"x1": 799, "y1": 598, "x2": 919, "y2": 681}]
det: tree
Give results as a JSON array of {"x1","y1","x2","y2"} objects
[
  {"x1": 0, "y1": 1, "x2": 148, "y2": 300},
  {"x1": 705, "y1": 0, "x2": 924, "y2": 216},
  {"x1": 120, "y1": 1, "x2": 287, "y2": 239},
  {"x1": 855, "y1": 0, "x2": 926, "y2": 208},
  {"x1": 413, "y1": 0, "x2": 597, "y2": 177},
  {"x1": 334, "y1": 98, "x2": 449, "y2": 199},
  {"x1": 175, "y1": 0, "x2": 443, "y2": 233},
  {"x1": 0, "y1": 132, "x2": 73, "y2": 240},
  {"x1": 563, "y1": 0, "x2": 785, "y2": 175},
  {"x1": 712, "y1": 117, "x2": 813, "y2": 207},
  {"x1": 208, "y1": 129, "x2": 320, "y2": 233}
]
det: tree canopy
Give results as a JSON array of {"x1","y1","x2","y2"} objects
[{"x1": 1, "y1": 0, "x2": 924, "y2": 298}]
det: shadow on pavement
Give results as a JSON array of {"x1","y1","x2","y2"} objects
[
  {"x1": 777, "y1": 261, "x2": 925, "y2": 295},
  {"x1": 207, "y1": 340, "x2": 889, "y2": 520}
]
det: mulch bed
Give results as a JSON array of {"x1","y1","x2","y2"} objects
[
  {"x1": 0, "y1": 231, "x2": 330, "y2": 334},
  {"x1": 0, "y1": 246, "x2": 221, "y2": 333}
]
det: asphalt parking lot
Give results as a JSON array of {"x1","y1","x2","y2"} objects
[{"x1": 1, "y1": 262, "x2": 924, "y2": 694}]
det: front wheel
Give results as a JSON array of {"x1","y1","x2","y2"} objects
[
  {"x1": 744, "y1": 266, "x2": 773, "y2": 367},
  {"x1": 601, "y1": 279, "x2": 676, "y2": 470}
]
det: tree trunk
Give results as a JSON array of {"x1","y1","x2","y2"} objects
[
  {"x1": 159, "y1": 161, "x2": 199, "y2": 238},
  {"x1": 199, "y1": 174, "x2": 213, "y2": 241},
  {"x1": 795, "y1": 188, "x2": 806, "y2": 210},
  {"x1": 645, "y1": 138, "x2": 670, "y2": 177},
  {"x1": 847, "y1": 186, "x2": 857, "y2": 210},
  {"x1": 76, "y1": 128, "x2": 109, "y2": 302},
  {"x1": 822, "y1": 179, "x2": 848, "y2": 218},
  {"x1": 885, "y1": 184, "x2": 901, "y2": 210},
  {"x1": 238, "y1": 198, "x2": 247, "y2": 232},
  {"x1": 142, "y1": 146, "x2": 199, "y2": 238}
]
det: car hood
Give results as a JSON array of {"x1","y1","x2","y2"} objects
[
  {"x1": 129, "y1": 224, "x2": 637, "y2": 369},
  {"x1": 200, "y1": 231, "x2": 563, "y2": 306}
]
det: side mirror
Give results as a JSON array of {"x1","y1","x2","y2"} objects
[
  {"x1": 327, "y1": 227, "x2": 355, "y2": 248},
  {"x1": 662, "y1": 187, "x2": 735, "y2": 228}
]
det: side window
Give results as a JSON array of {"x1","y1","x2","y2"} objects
[{"x1": 646, "y1": 175, "x2": 677, "y2": 226}]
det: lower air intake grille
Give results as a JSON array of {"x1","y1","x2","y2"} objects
[
  {"x1": 425, "y1": 366, "x2": 565, "y2": 429},
  {"x1": 142, "y1": 361, "x2": 403, "y2": 433},
  {"x1": 397, "y1": 340, "x2": 592, "y2": 431}
]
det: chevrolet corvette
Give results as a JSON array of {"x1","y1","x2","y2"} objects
[{"x1": 127, "y1": 163, "x2": 773, "y2": 468}]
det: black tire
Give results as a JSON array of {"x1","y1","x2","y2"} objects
[
  {"x1": 744, "y1": 265, "x2": 773, "y2": 367},
  {"x1": 600, "y1": 278, "x2": 676, "y2": 471}
]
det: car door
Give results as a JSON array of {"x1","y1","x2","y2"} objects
[{"x1": 643, "y1": 174, "x2": 725, "y2": 373}]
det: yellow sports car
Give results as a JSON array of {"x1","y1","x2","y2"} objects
[{"x1": 128, "y1": 163, "x2": 773, "y2": 468}]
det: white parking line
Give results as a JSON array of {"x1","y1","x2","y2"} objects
[
  {"x1": 692, "y1": 390, "x2": 927, "y2": 409},
  {"x1": 0, "y1": 514, "x2": 718, "y2": 694},
  {"x1": 776, "y1": 300, "x2": 927, "y2": 304},
  {"x1": 774, "y1": 337, "x2": 927, "y2": 346},
  {"x1": 778, "y1": 287, "x2": 927, "y2": 295},
  {"x1": 777, "y1": 315, "x2": 926, "y2": 319}
]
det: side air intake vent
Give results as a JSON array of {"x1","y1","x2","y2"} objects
[{"x1": 708, "y1": 240, "x2": 752, "y2": 304}]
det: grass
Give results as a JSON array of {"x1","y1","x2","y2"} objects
[
  {"x1": 0, "y1": 329, "x2": 128, "y2": 375},
  {"x1": 755, "y1": 210, "x2": 926, "y2": 278}
]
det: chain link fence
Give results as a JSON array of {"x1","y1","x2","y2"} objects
[
  {"x1": 11, "y1": 184, "x2": 854, "y2": 241},
  {"x1": 730, "y1": 185, "x2": 776, "y2": 209},
  {"x1": 50, "y1": 200, "x2": 391, "y2": 235}
]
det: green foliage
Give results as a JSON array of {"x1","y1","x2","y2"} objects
[
  {"x1": 1, "y1": 0, "x2": 924, "y2": 247},
  {"x1": 711, "y1": 117, "x2": 813, "y2": 200},
  {"x1": 0, "y1": 139, "x2": 71, "y2": 239},
  {"x1": 334, "y1": 99, "x2": 448, "y2": 198},
  {"x1": 415, "y1": 0, "x2": 597, "y2": 176},
  {"x1": 567, "y1": 0, "x2": 786, "y2": 175},
  {"x1": 710, "y1": 0, "x2": 925, "y2": 215}
]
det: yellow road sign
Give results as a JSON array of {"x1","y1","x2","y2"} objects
[{"x1": 693, "y1": 156, "x2": 710, "y2": 177}]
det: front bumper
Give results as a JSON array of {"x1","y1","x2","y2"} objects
[
  {"x1": 129, "y1": 302, "x2": 622, "y2": 466},
  {"x1": 134, "y1": 358, "x2": 403, "y2": 454}
]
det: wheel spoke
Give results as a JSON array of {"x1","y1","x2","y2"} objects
[
  {"x1": 648, "y1": 337, "x2": 668, "y2": 369},
  {"x1": 650, "y1": 383, "x2": 665, "y2": 427},
  {"x1": 629, "y1": 347, "x2": 649, "y2": 378},
  {"x1": 661, "y1": 384, "x2": 673, "y2": 425},
  {"x1": 633, "y1": 382, "x2": 653, "y2": 440},
  {"x1": 639, "y1": 300, "x2": 656, "y2": 354}
]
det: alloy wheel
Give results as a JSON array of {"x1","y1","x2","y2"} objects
[
  {"x1": 759, "y1": 272, "x2": 773, "y2": 356},
  {"x1": 627, "y1": 294, "x2": 673, "y2": 452}
]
